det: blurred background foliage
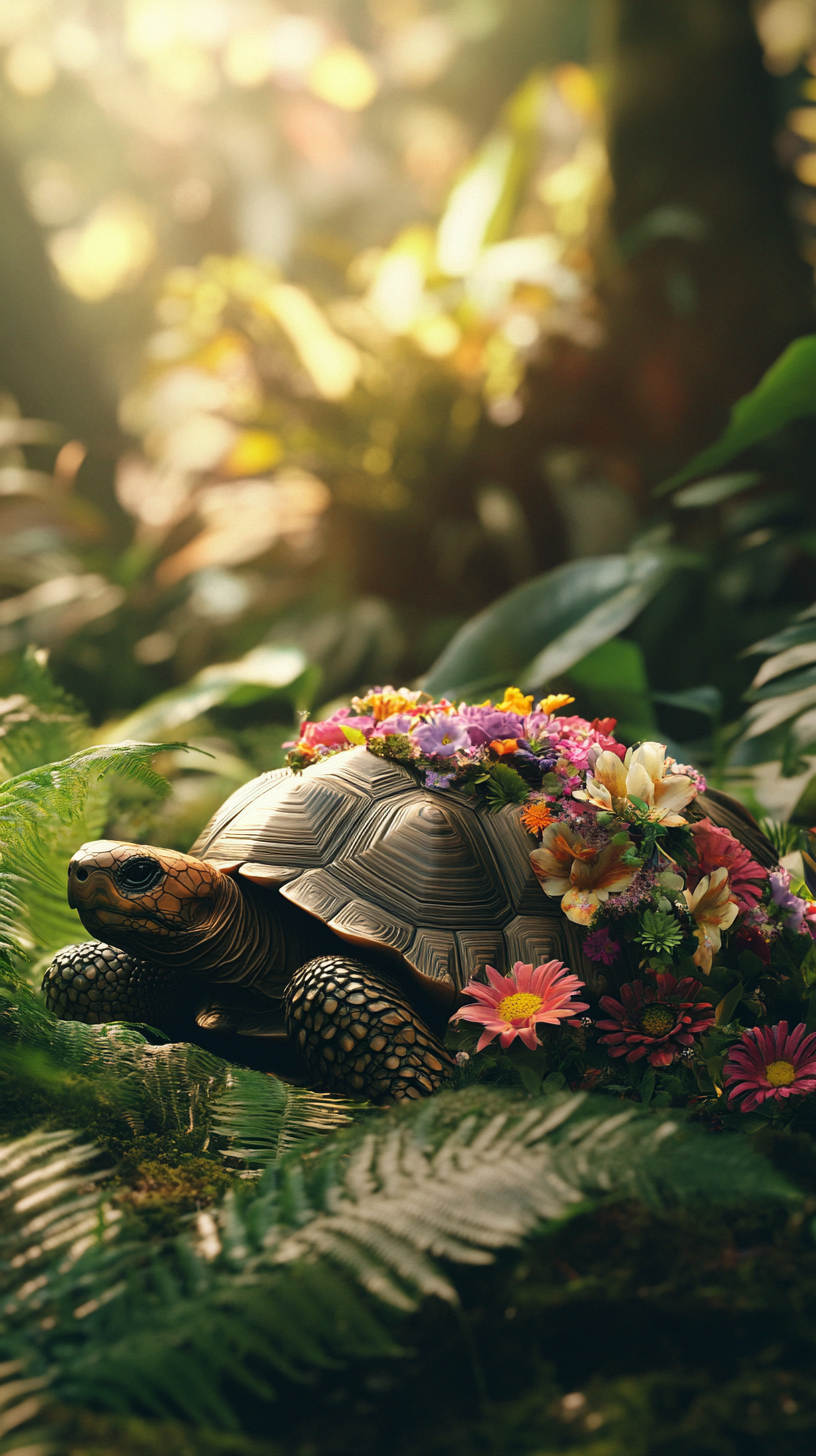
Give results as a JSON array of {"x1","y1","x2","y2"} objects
[{"x1": 0, "y1": 0, "x2": 815, "y2": 845}]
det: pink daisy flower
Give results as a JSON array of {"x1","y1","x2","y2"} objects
[
  {"x1": 596, "y1": 972, "x2": 714, "y2": 1067},
  {"x1": 450, "y1": 960, "x2": 588, "y2": 1052},
  {"x1": 723, "y1": 1021, "x2": 816, "y2": 1113}
]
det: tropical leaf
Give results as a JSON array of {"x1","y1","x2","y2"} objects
[
  {"x1": 421, "y1": 548, "x2": 673, "y2": 700},
  {"x1": 732, "y1": 603, "x2": 816, "y2": 772},
  {"x1": 108, "y1": 647, "x2": 318, "y2": 743},
  {"x1": 657, "y1": 335, "x2": 816, "y2": 495}
]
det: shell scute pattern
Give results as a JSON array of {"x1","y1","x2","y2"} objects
[
  {"x1": 327, "y1": 792, "x2": 510, "y2": 928},
  {"x1": 193, "y1": 746, "x2": 579, "y2": 992},
  {"x1": 191, "y1": 767, "x2": 290, "y2": 860}
]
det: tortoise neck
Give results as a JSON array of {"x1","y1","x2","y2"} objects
[
  {"x1": 138, "y1": 872, "x2": 280, "y2": 986},
  {"x1": 191, "y1": 873, "x2": 279, "y2": 986}
]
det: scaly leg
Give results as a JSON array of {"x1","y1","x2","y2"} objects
[
  {"x1": 42, "y1": 942, "x2": 187, "y2": 1027},
  {"x1": 283, "y1": 956, "x2": 455, "y2": 1104}
]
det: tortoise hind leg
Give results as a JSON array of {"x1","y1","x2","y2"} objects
[{"x1": 283, "y1": 957, "x2": 455, "y2": 1104}]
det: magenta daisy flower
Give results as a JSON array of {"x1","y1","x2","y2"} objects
[
  {"x1": 723, "y1": 1021, "x2": 816, "y2": 1113},
  {"x1": 596, "y1": 972, "x2": 714, "y2": 1067},
  {"x1": 450, "y1": 960, "x2": 588, "y2": 1052}
]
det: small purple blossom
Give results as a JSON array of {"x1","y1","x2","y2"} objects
[
  {"x1": 424, "y1": 767, "x2": 457, "y2": 788},
  {"x1": 769, "y1": 868, "x2": 809, "y2": 933},
  {"x1": 583, "y1": 926, "x2": 621, "y2": 965},
  {"x1": 413, "y1": 712, "x2": 472, "y2": 758}
]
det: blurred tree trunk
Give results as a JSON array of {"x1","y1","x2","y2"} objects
[
  {"x1": 0, "y1": 146, "x2": 117, "y2": 440},
  {"x1": 599, "y1": 0, "x2": 815, "y2": 480}
]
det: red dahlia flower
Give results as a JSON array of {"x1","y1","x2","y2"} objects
[
  {"x1": 597, "y1": 972, "x2": 714, "y2": 1067},
  {"x1": 723, "y1": 1021, "x2": 816, "y2": 1112},
  {"x1": 687, "y1": 819, "x2": 766, "y2": 911}
]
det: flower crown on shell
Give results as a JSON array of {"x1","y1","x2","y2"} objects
[{"x1": 288, "y1": 686, "x2": 816, "y2": 1116}]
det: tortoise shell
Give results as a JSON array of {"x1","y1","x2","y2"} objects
[{"x1": 189, "y1": 745, "x2": 777, "y2": 999}]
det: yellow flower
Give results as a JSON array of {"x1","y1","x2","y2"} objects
[
  {"x1": 530, "y1": 823, "x2": 637, "y2": 925},
  {"x1": 683, "y1": 867, "x2": 738, "y2": 974},
  {"x1": 537, "y1": 693, "x2": 575, "y2": 716},
  {"x1": 496, "y1": 686, "x2": 534, "y2": 714},
  {"x1": 574, "y1": 741, "x2": 697, "y2": 826}
]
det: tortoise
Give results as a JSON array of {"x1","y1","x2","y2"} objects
[{"x1": 42, "y1": 745, "x2": 777, "y2": 1103}]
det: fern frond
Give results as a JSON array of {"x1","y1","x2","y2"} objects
[
  {"x1": 0, "y1": 741, "x2": 200, "y2": 972},
  {"x1": 211, "y1": 1068, "x2": 362, "y2": 1165},
  {"x1": 0, "y1": 1090, "x2": 791, "y2": 1432},
  {"x1": 1, "y1": 980, "x2": 228, "y2": 1137},
  {"x1": 757, "y1": 817, "x2": 803, "y2": 859}
]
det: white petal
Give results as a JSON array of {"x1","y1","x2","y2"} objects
[{"x1": 626, "y1": 761, "x2": 655, "y2": 805}]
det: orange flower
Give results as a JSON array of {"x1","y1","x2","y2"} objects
[
  {"x1": 537, "y1": 693, "x2": 575, "y2": 715},
  {"x1": 520, "y1": 801, "x2": 554, "y2": 835},
  {"x1": 351, "y1": 686, "x2": 425, "y2": 722},
  {"x1": 490, "y1": 738, "x2": 519, "y2": 755},
  {"x1": 530, "y1": 822, "x2": 638, "y2": 925},
  {"x1": 561, "y1": 844, "x2": 638, "y2": 925}
]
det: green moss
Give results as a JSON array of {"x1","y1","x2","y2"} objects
[{"x1": 115, "y1": 1156, "x2": 236, "y2": 1236}]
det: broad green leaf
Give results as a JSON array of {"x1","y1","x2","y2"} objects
[
  {"x1": 714, "y1": 981, "x2": 744, "y2": 1026},
  {"x1": 672, "y1": 472, "x2": 761, "y2": 508},
  {"x1": 436, "y1": 132, "x2": 515, "y2": 276},
  {"x1": 564, "y1": 638, "x2": 656, "y2": 740},
  {"x1": 421, "y1": 551, "x2": 671, "y2": 701},
  {"x1": 743, "y1": 616, "x2": 816, "y2": 657},
  {"x1": 518, "y1": 1066, "x2": 542, "y2": 1096},
  {"x1": 108, "y1": 646, "x2": 319, "y2": 741},
  {"x1": 640, "y1": 1067, "x2": 656, "y2": 1106},
  {"x1": 652, "y1": 686, "x2": 722, "y2": 718},
  {"x1": 655, "y1": 335, "x2": 816, "y2": 495}
]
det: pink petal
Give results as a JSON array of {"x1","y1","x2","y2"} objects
[
  {"x1": 499, "y1": 1028, "x2": 519, "y2": 1048},
  {"x1": 517, "y1": 1025, "x2": 540, "y2": 1050},
  {"x1": 485, "y1": 964, "x2": 515, "y2": 995},
  {"x1": 513, "y1": 962, "x2": 534, "y2": 992},
  {"x1": 476, "y1": 1027, "x2": 499, "y2": 1052}
]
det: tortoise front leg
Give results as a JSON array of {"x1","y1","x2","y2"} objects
[
  {"x1": 283, "y1": 957, "x2": 455, "y2": 1104},
  {"x1": 42, "y1": 942, "x2": 187, "y2": 1028}
]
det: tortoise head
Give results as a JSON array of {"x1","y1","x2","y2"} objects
[{"x1": 67, "y1": 841, "x2": 236, "y2": 968}]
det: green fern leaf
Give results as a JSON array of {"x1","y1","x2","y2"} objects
[{"x1": 211, "y1": 1067, "x2": 362, "y2": 1165}]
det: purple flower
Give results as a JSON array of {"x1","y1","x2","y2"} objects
[
  {"x1": 424, "y1": 768, "x2": 456, "y2": 788},
  {"x1": 521, "y1": 712, "x2": 557, "y2": 744},
  {"x1": 583, "y1": 926, "x2": 621, "y2": 965},
  {"x1": 512, "y1": 739, "x2": 558, "y2": 772},
  {"x1": 770, "y1": 868, "x2": 808, "y2": 934},
  {"x1": 378, "y1": 712, "x2": 417, "y2": 734},
  {"x1": 413, "y1": 713, "x2": 471, "y2": 758},
  {"x1": 457, "y1": 705, "x2": 523, "y2": 746}
]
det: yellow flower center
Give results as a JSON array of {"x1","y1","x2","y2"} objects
[
  {"x1": 497, "y1": 992, "x2": 543, "y2": 1023},
  {"x1": 765, "y1": 1059, "x2": 796, "y2": 1087},
  {"x1": 638, "y1": 1005, "x2": 675, "y2": 1038}
]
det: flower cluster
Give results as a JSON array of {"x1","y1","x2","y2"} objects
[{"x1": 290, "y1": 687, "x2": 816, "y2": 1119}]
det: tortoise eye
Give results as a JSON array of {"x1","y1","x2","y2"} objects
[{"x1": 115, "y1": 857, "x2": 164, "y2": 893}]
